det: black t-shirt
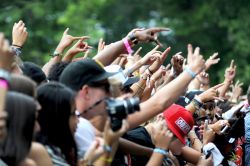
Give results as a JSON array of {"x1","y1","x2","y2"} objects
[{"x1": 112, "y1": 126, "x2": 154, "y2": 166}]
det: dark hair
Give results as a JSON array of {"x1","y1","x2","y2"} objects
[
  {"x1": 217, "y1": 99, "x2": 233, "y2": 113},
  {"x1": 9, "y1": 74, "x2": 37, "y2": 97},
  {"x1": 36, "y1": 82, "x2": 77, "y2": 166},
  {"x1": 0, "y1": 92, "x2": 36, "y2": 166},
  {"x1": 48, "y1": 61, "x2": 69, "y2": 81},
  {"x1": 21, "y1": 61, "x2": 47, "y2": 85}
]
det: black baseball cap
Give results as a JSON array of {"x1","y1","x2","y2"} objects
[{"x1": 59, "y1": 58, "x2": 115, "y2": 91}]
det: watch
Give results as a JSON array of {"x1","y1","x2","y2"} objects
[
  {"x1": 50, "y1": 51, "x2": 63, "y2": 57},
  {"x1": 11, "y1": 46, "x2": 22, "y2": 56}
]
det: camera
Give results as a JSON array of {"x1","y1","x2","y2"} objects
[{"x1": 105, "y1": 97, "x2": 140, "y2": 131}]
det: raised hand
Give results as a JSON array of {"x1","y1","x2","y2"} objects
[
  {"x1": 205, "y1": 52, "x2": 220, "y2": 71},
  {"x1": 82, "y1": 137, "x2": 105, "y2": 165},
  {"x1": 128, "y1": 27, "x2": 171, "y2": 46},
  {"x1": 171, "y1": 52, "x2": 184, "y2": 76},
  {"x1": 151, "y1": 120, "x2": 173, "y2": 150},
  {"x1": 186, "y1": 44, "x2": 206, "y2": 75},
  {"x1": 224, "y1": 59, "x2": 237, "y2": 83},
  {"x1": 63, "y1": 38, "x2": 91, "y2": 62},
  {"x1": 140, "y1": 45, "x2": 160, "y2": 65},
  {"x1": 148, "y1": 47, "x2": 171, "y2": 73},
  {"x1": 0, "y1": 33, "x2": 15, "y2": 70},
  {"x1": 196, "y1": 71, "x2": 210, "y2": 87},
  {"x1": 103, "y1": 118, "x2": 129, "y2": 146},
  {"x1": 12, "y1": 20, "x2": 28, "y2": 48},
  {"x1": 55, "y1": 28, "x2": 90, "y2": 54},
  {"x1": 98, "y1": 38, "x2": 105, "y2": 53},
  {"x1": 198, "y1": 83, "x2": 224, "y2": 102},
  {"x1": 230, "y1": 80, "x2": 243, "y2": 103}
]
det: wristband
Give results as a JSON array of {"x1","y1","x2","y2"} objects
[
  {"x1": 192, "y1": 98, "x2": 203, "y2": 110},
  {"x1": 128, "y1": 32, "x2": 138, "y2": 45},
  {"x1": 184, "y1": 67, "x2": 196, "y2": 78},
  {"x1": 0, "y1": 79, "x2": 8, "y2": 89},
  {"x1": 11, "y1": 46, "x2": 22, "y2": 56},
  {"x1": 123, "y1": 38, "x2": 133, "y2": 55},
  {"x1": 154, "y1": 148, "x2": 168, "y2": 155}
]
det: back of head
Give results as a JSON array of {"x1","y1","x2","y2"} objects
[
  {"x1": 9, "y1": 74, "x2": 37, "y2": 97},
  {"x1": 36, "y1": 82, "x2": 76, "y2": 165},
  {"x1": 1, "y1": 92, "x2": 36, "y2": 166},
  {"x1": 48, "y1": 62, "x2": 69, "y2": 81},
  {"x1": 21, "y1": 61, "x2": 47, "y2": 85}
]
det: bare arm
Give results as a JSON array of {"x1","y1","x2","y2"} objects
[{"x1": 128, "y1": 47, "x2": 205, "y2": 129}]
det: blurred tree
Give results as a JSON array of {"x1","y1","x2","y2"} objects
[{"x1": 0, "y1": 0, "x2": 249, "y2": 89}]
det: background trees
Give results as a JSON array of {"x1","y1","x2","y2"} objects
[{"x1": 1, "y1": 0, "x2": 249, "y2": 89}]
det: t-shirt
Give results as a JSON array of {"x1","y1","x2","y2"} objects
[
  {"x1": 74, "y1": 117, "x2": 95, "y2": 159},
  {"x1": 45, "y1": 145, "x2": 70, "y2": 166},
  {"x1": 112, "y1": 126, "x2": 154, "y2": 166}
]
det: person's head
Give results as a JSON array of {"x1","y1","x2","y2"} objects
[
  {"x1": 21, "y1": 61, "x2": 47, "y2": 85},
  {"x1": 47, "y1": 61, "x2": 69, "y2": 81},
  {"x1": 9, "y1": 74, "x2": 37, "y2": 97},
  {"x1": 36, "y1": 82, "x2": 78, "y2": 165},
  {"x1": 1, "y1": 92, "x2": 36, "y2": 166},
  {"x1": 163, "y1": 104, "x2": 194, "y2": 155},
  {"x1": 60, "y1": 58, "x2": 114, "y2": 131}
]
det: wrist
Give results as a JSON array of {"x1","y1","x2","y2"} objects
[
  {"x1": 55, "y1": 46, "x2": 65, "y2": 54},
  {"x1": 154, "y1": 147, "x2": 168, "y2": 155}
]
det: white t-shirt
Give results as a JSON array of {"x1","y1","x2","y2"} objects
[{"x1": 74, "y1": 117, "x2": 95, "y2": 159}]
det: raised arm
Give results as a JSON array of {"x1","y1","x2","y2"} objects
[
  {"x1": 128, "y1": 46, "x2": 205, "y2": 129},
  {"x1": 93, "y1": 27, "x2": 170, "y2": 66}
]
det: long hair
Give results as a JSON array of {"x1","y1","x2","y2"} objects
[
  {"x1": 36, "y1": 82, "x2": 77, "y2": 166},
  {"x1": 0, "y1": 92, "x2": 36, "y2": 166}
]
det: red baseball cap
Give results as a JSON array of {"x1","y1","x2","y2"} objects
[{"x1": 163, "y1": 104, "x2": 194, "y2": 144}]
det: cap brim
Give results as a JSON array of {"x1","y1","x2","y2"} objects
[
  {"x1": 123, "y1": 76, "x2": 139, "y2": 87},
  {"x1": 166, "y1": 119, "x2": 185, "y2": 144},
  {"x1": 91, "y1": 71, "x2": 116, "y2": 83}
]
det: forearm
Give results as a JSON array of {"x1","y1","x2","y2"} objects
[
  {"x1": 93, "y1": 40, "x2": 126, "y2": 66},
  {"x1": 218, "y1": 80, "x2": 231, "y2": 97},
  {"x1": 131, "y1": 77, "x2": 146, "y2": 98},
  {"x1": 118, "y1": 138, "x2": 153, "y2": 157},
  {"x1": 128, "y1": 71, "x2": 194, "y2": 129},
  {"x1": 42, "y1": 56, "x2": 62, "y2": 76},
  {"x1": 181, "y1": 146, "x2": 201, "y2": 164},
  {"x1": 188, "y1": 78, "x2": 200, "y2": 91},
  {"x1": 146, "y1": 152, "x2": 164, "y2": 166}
]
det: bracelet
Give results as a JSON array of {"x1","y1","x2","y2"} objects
[
  {"x1": 12, "y1": 44, "x2": 22, "y2": 48},
  {"x1": 11, "y1": 46, "x2": 22, "y2": 56},
  {"x1": 103, "y1": 144, "x2": 112, "y2": 153},
  {"x1": 192, "y1": 98, "x2": 203, "y2": 110},
  {"x1": 154, "y1": 148, "x2": 168, "y2": 155},
  {"x1": 184, "y1": 67, "x2": 196, "y2": 78},
  {"x1": 135, "y1": 83, "x2": 144, "y2": 91},
  {"x1": 50, "y1": 51, "x2": 63, "y2": 57},
  {"x1": 100, "y1": 157, "x2": 113, "y2": 163},
  {"x1": 122, "y1": 38, "x2": 133, "y2": 55},
  {"x1": 146, "y1": 68, "x2": 153, "y2": 76},
  {"x1": 128, "y1": 32, "x2": 138, "y2": 45}
]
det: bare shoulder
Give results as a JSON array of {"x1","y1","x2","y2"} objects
[
  {"x1": 29, "y1": 142, "x2": 53, "y2": 166},
  {"x1": 19, "y1": 158, "x2": 37, "y2": 166}
]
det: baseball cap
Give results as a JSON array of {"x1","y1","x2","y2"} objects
[
  {"x1": 59, "y1": 58, "x2": 115, "y2": 91},
  {"x1": 163, "y1": 104, "x2": 194, "y2": 144},
  {"x1": 104, "y1": 65, "x2": 139, "y2": 87}
]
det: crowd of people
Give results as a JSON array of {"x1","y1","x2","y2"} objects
[{"x1": 0, "y1": 19, "x2": 248, "y2": 166}]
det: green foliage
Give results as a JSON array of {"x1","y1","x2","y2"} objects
[{"x1": 1, "y1": 0, "x2": 249, "y2": 89}]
